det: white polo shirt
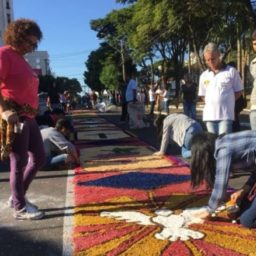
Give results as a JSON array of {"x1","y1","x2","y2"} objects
[{"x1": 198, "y1": 65, "x2": 243, "y2": 121}]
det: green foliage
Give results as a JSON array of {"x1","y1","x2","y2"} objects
[
  {"x1": 100, "y1": 58, "x2": 122, "y2": 90},
  {"x1": 39, "y1": 75, "x2": 82, "y2": 95},
  {"x1": 85, "y1": 0, "x2": 256, "y2": 87},
  {"x1": 38, "y1": 75, "x2": 55, "y2": 92}
]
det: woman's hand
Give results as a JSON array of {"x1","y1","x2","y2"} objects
[
  {"x1": 1, "y1": 110, "x2": 19, "y2": 124},
  {"x1": 230, "y1": 188, "x2": 246, "y2": 203}
]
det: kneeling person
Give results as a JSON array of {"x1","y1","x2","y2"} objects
[
  {"x1": 41, "y1": 119, "x2": 80, "y2": 170},
  {"x1": 154, "y1": 113, "x2": 203, "y2": 158}
]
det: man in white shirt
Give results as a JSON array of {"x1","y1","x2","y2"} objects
[
  {"x1": 198, "y1": 42, "x2": 243, "y2": 135},
  {"x1": 249, "y1": 30, "x2": 256, "y2": 130}
]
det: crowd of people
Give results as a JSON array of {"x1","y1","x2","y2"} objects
[
  {"x1": 1, "y1": 17, "x2": 256, "y2": 229},
  {"x1": 152, "y1": 40, "x2": 256, "y2": 229}
]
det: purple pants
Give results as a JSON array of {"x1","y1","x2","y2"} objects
[{"x1": 9, "y1": 117, "x2": 46, "y2": 210}]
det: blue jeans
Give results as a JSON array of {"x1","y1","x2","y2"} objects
[
  {"x1": 183, "y1": 101, "x2": 196, "y2": 120},
  {"x1": 205, "y1": 120, "x2": 233, "y2": 135},
  {"x1": 149, "y1": 101, "x2": 155, "y2": 115},
  {"x1": 44, "y1": 154, "x2": 68, "y2": 170},
  {"x1": 161, "y1": 100, "x2": 169, "y2": 114},
  {"x1": 240, "y1": 197, "x2": 256, "y2": 228},
  {"x1": 181, "y1": 122, "x2": 203, "y2": 158},
  {"x1": 250, "y1": 110, "x2": 256, "y2": 130}
]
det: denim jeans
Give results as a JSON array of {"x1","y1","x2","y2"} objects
[
  {"x1": 181, "y1": 122, "x2": 203, "y2": 158},
  {"x1": 183, "y1": 101, "x2": 196, "y2": 120},
  {"x1": 44, "y1": 153, "x2": 68, "y2": 170},
  {"x1": 161, "y1": 100, "x2": 169, "y2": 114},
  {"x1": 149, "y1": 101, "x2": 155, "y2": 115},
  {"x1": 205, "y1": 120, "x2": 233, "y2": 135},
  {"x1": 239, "y1": 197, "x2": 256, "y2": 228},
  {"x1": 250, "y1": 110, "x2": 256, "y2": 130}
]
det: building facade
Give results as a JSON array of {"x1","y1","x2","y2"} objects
[
  {"x1": 0, "y1": 0, "x2": 51, "y2": 76},
  {"x1": 25, "y1": 51, "x2": 51, "y2": 76},
  {"x1": 0, "y1": 0, "x2": 14, "y2": 46}
]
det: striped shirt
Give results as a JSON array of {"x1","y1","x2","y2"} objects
[{"x1": 208, "y1": 130, "x2": 256, "y2": 212}]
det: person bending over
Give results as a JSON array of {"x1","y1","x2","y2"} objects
[
  {"x1": 189, "y1": 130, "x2": 256, "y2": 228},
  {"x1": 41, "y1": 119, "x2": 80, "y2": 170},
  {"x1": 153, "y1": 113, "x2": 203, "y2": 158}
]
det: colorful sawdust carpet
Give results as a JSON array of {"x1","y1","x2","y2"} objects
[{"x1": 71, "y1": 113, "x2": 256, "y2": 256}]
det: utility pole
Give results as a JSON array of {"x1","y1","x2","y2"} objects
[{"x1": 120, "y1": 39, "x2": 126, "y2": 82}]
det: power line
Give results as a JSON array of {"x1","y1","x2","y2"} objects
[{"x1": 50, "y1": 49, "x2": 94, "y2": 59}]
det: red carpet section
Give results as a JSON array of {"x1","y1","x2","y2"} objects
[{"x1": 71, "y1": 110, "x2": 256, "y2": 256}]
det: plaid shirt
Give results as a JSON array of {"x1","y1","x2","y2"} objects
[{"x1": 207, "y1": 130, "x2": 256, "y2": 212}]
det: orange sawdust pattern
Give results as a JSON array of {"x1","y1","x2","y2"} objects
[
  {"x1": 117, "y1": 228, "x2": 168, "y2": 256},
  {"x1": 72, "y1": 113, "x2": 256, "y2": 255},
  {"x1": 76, "y1": 227, "x2": 143, "y2": 256},
  {"x1": 80, "y1": 147, "x2": 175, "y2": 172},
  {"x1": 183, "y1": 241, "x2": 203, "y2": 256},
  {"x1": 201, "y1": 222, "x2": 255, "y2": 237},
  {"x1": 201, "y1": 229, "x2": 256, "y2": 254}
]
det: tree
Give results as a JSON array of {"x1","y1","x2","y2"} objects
[
  {"x1": 84, "y1": 43, "x2": 120, "y2": 92},
  {"x1": 38, "y1": 75, "x2": 55, "y2": 92},
  {"x1": 100, "y1": 58, "x2": 122, "y2": 91},
  {"x1": 90, "y1": 7, "x2": 135, "y2": 81}
]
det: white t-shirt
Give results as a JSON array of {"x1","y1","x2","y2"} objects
[
  {"x1": 148, "y1": 88, "x2": 155, "y2": 102},
  {"x1": 198, "y1": 65, "x2": 243, "y2": 121},
  {"x1": 125, "y1": 78, "x2": 137, "y2": 102}
]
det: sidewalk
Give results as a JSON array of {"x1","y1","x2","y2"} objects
[{"x1": 0, "y1": 107, "x2": 252, "y2": 256}]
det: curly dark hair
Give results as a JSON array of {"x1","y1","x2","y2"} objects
[
  {"x1": 3, "y1": 18, "x2": 42, "y2": 48},
  {"x1": 190, "y1": 132, "x2": 218, "y2": 189}
]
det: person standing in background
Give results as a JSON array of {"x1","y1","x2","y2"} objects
[
  {"x1": 125, "y1": 72, "x2": 137, "y2": 128},
  {"x1": 120, "y1": 77, "x2": 129, "y2": 123},
  {"x1": 0, "y1": 19, "x2": 46, "y2": 220},
  {"x1": 47, "y1": 82, "x2": 60, "y2": 111},
  {"x1": 148, "y1": 83, "x2": 156, "y2": 116},
  {"x1": 198, "y1": 42, "x2": 243, "y2": 135},
  {"x1": 249, "y1": 30, "x2": 256, "y2": 130},
  {"x1": 180, "y1": 74, "x2": 197, "y2": 120},
  {"x1": 161, "y1": 85, "x2": 170, "y2": 115}
]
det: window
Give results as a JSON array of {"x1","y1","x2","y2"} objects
[
  {"x1": 6, "y1": 1, "x2": 10, "y2": 9},
  {"x1": 7, "y1": 14, "x2": 11, "y2": 24}
]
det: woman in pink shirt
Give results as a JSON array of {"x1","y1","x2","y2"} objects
[{"x1": 0, "y1": 19, "x2": 46, "y2": 220}]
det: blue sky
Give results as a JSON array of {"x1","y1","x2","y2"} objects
[{"x1": 13, "y1": 0, "x2": 123, "y2": 89}]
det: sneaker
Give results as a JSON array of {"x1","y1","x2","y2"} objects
[
  {"x1": 7, "y1": 196, "x2": 38, "y2": 212},
  {"x1": 13, "y1": 207, "x2": 45, "y2": 220}
]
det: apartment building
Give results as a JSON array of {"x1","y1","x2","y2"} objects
[
  {"x1": 25, "y1": 51, "x2": 51, "y2": 76},
  {"x1": 0, "y1": 0, "x2": 14, "y2": 45},
  {"x1": 0, "y1": 0, "x2": 51, "y2": 75}
]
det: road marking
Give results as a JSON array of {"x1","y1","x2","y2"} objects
[{"x1": 62, "y1": 169, "x2": 75, "y2": 256}]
